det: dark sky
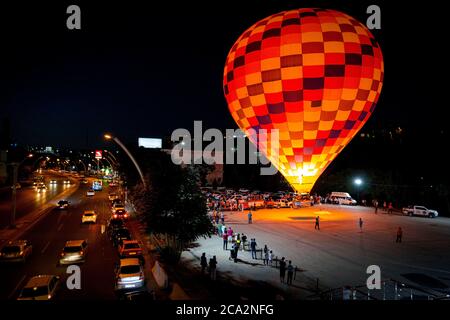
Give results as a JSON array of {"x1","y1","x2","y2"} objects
[{"x1": 1, "y1": 0, "x2": 448, "y2": 148}]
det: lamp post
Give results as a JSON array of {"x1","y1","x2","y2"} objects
[
  {"x1": 104, "y1": 134, "x2": 146, "y2": 188},
  {"x1": 78, "y1": 159, "x2": 87, "y2": 173},
  {"x1": 354, "y1": 178, "x2": 363, "y2": 204},
  {"x1": 9, "y1": 153, "x2": 34, "y2": 228}
]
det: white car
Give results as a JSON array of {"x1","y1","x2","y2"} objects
[
  {"x1": 402, "y1": 206, "x2": 439, "y2": 218},
  {"x1": 17, "y1": 275, "x2": 60, "y2": 300},
  {"x1": 86, "y1": 189, "x2": 95, "y2": 196},
  {"x1": 59, "y1": 240, "x2": 88, "y2": 265},
  {"x1": 115, "y1": 258, "x2": 145, "y2": 290},
  {"x1": 82, "y1": 210, "x2": 97, "y2": 223}
]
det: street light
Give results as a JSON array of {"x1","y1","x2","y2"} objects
[
  {"x1": 104, "y1": 133, "x2": 146, "y2": 188},
  {"x1": 354, "y1": 178, "x2": 363, "y2": 204},
  {"x1": 9, "y1": 153, "x2": 34, "y2": 228}
]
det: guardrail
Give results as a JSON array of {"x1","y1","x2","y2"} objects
[{"x1": 306, "y1": 279, "x2": 450, "y2": 300}]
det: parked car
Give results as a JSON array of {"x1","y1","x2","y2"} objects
[
  {"x1": 86, "y1": 189, "x2": 95, "y2": 196},
  {"x1": 330, "y1": 192, "x2": 357, "y2": 205},
  {"x1": 113, "y1": 228, "x2": 132, "y2": 247},
  {"x1": 115, "y1": 258, "x2": 145, "y2": 290},
  {"x1": 17, "y1": 275, "x2": 60, "y2": 300},
  {"x1": 113, "y1": 209, "x2": 129, "y2": 220},
  {"x1": 118, "y1": 240, "x2": 143, "y2": 258},
  {"x1": 107, "y1": 218, "x2": 125, "y2": 238},
  {"x1": 58, "y1": 240, "x2": 88, "y2": 265},
  {"x1": 0, "y1": 240, "x2": 33, "y2": 263},
  {"x1": 402, "y1": 205, "x2": 438, "y2": 218},
  {"x1": 112, "y1": 203, "x2": 125, "y2": 213}
]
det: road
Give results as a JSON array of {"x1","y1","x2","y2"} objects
[
  {"x1": 0, "y1": 181, "x2": 120, "y2": 300},
  {"x1": 0, "y1": 171, "x2": 74, "y2": 228}
]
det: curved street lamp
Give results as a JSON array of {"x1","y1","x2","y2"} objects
[
  {"x1": 354, "y1": 178, "x2": 363, "y2": 204},
  {"x1": 104, "y1": 134, "x2": 146, "y2": 188},
  {"x1": 9, "y1": 153, "x2": 34, "y2": 228}
]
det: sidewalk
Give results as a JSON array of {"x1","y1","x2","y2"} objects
[
  {"x1": 179, "y1": 227, "x2": 323, "y2": 300},
  {"x1": 126, "y1": 204, "x2": 323, "y2": 300}
]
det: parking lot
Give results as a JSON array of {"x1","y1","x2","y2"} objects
[{"x1": 183, "y1": 203, "x2": 450, "y2": 299}]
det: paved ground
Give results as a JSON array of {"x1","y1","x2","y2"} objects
[{"x1": 181, "y1": 205, "x2": 450, "y2": 299}]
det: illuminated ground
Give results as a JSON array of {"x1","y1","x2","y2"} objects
[{"x1": 182, "y1": 204, "x2": 450, "y2": 299}]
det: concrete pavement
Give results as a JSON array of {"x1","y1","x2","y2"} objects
[{"x1": 180, "y1": 205, "x2": 450, "y2": 299}]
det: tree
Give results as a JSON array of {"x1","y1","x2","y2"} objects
[{"x1": 130, "y1": 152, "x2": 214, "y2": 264}]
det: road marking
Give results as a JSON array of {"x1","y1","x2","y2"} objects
[
  {"x1": 101, "y1": 224, "x2": 106, "y2": 234},
  {"x1": 57, "y1": 223, "x2": 64, "y2": 232},
  {"x1": 8, "y1": 274, "x2": 27, "y2": 300},
  {"x1": 41, "y1": 241, "x2": 51, "y2": 254}
]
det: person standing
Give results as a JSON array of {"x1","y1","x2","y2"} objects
[
  {"x1": 248, "y1": 211, "x2": 253, "y2": 224},
  {"x1": 221, "y1": 211, "x2": 225, "y2": 224},
  {"x1": 388, "y1": 202, "x2": 393, "y2": 214},
  {"x1": 264, "y1": 249, "x2": 269, "y2": 265},
  {"x1": 233, "y1": 243, "x2": 239, "y2": 262},
  {"x1": 396, "y1": 227, "x2": 403, "y2": 243},
  {"x1": 359, "y1": 217, "x2": 363, "y2": 232},
  {"x1": 279, "y1": 257, "x2": 286, "y2": 283},
  {"x1": 383, "y1": 201, "x2": 387, "y2": 211},
  {"x1": 200, "y1": 253, "x2": 208, "y2": 275},
  {"x1": 374, "y1": 200, "x2": 378, "y2": 214},
  {"x1": 287, "y1": 261, "x2": 294, "y2": 285},
  {"x1": 227, "y1": 227, "x2": 233, "y2": 244},
  {"x1": 222, "y1": 230, "x2": 228, "y2": 250},
  {"x1": 217, "y1": 221, "x2": 223, "y2": 237},
  {"x1": 235, "y1": 235, "x2": 241, "y2": 252},
  {"x1": 241, "y1": 233, "x2": 247, "y2": 251},
  {"x1": 315, "y1": 216, "x2": 320, "y2": 230},
  {"x1": 268, "y1": 250, "x2": 273, "y2": 266},
  {"x1": 209, "y1": 256, "x2": 217, "y2": 280},
  {"x1": 221, "y1": 224, "x2": 226, "y2": 237},
  {"x1": 250, "y1": 239, "x2": 257, "y2": 259}
]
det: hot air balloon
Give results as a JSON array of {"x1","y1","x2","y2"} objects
[{"x1": 223, "y1": 8, "x2": 384, "y2": 193}]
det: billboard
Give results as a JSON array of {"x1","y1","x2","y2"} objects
[
  {"x1": 95, "y1": 150, "x2": 102, "y2": 159},
  {"x1": 138, "y1": 138, "x2": 162, "y2": 149}
]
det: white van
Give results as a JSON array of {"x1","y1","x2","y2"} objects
[{"x1": 330, "y1": 192, "x2": 357, "y2": 205}]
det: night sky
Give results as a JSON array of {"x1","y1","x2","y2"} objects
[{"x1": 1, "y1": 0, "x2": 447, "y2": 148}]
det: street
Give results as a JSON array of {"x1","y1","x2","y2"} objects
[
  {"x1": 0, "y1": 179, "x2": 120, "y2": 300},
  {"x1": 0, "y1": 171, "x2": 73, "y2": 228}
]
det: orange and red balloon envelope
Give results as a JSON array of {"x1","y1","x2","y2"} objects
[{"x1": 223, "y1": 8, "x2": 384, "y2": 193}]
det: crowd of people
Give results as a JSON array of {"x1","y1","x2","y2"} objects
[{"x1": 200, "y1": 210, "x2": 297, "y2": 286}]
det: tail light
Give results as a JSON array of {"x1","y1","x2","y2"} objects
[{"x1": 124, "y1": 214, "x2": 128, "y2": 218}]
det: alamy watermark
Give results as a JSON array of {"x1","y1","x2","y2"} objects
[{"x1": 171, "y1": 121, "x2": 279, "y2": 176}]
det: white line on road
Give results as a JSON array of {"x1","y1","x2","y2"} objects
[
  {"x1": 57, "y1": 223, "x2": 64, "y2": 232},
  {"x1": 8, "y1": 274, "x2": 27, "y2": 300},
  {"x1": 41, "y1": 241, "x2": 51, "y2": 254}
]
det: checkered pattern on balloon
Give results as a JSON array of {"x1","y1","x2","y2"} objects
[{"x1": 223, "y1": 8, "x2": 384, "y2": 193}]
